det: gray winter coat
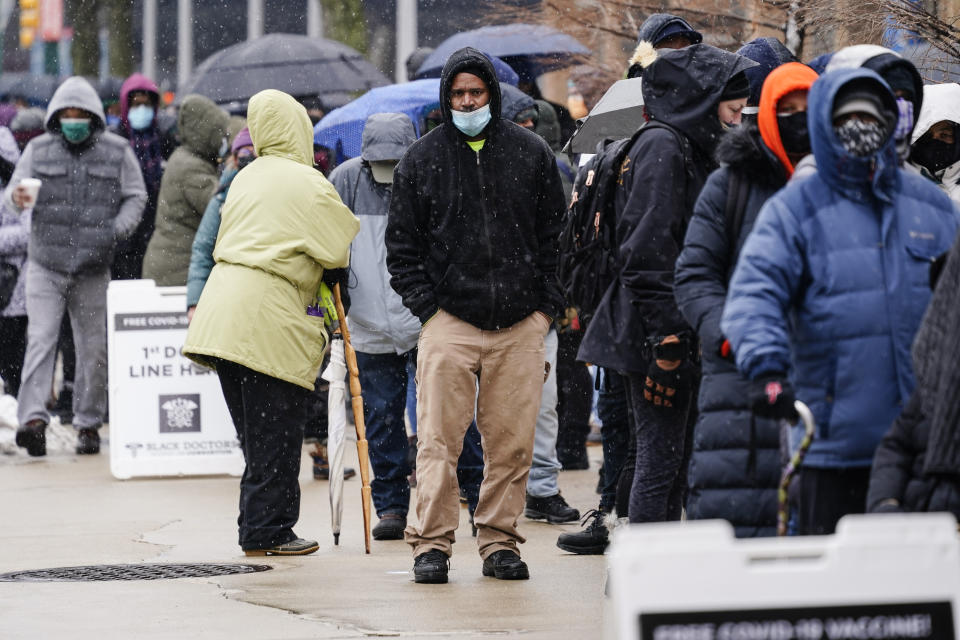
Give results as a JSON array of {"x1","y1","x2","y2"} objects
[
  {"x1": 329, "y1": 113, "x2": 420, "y2": 354},
  {"x1": 3, "y1": 76, "x2": 147, "y2": 276}
]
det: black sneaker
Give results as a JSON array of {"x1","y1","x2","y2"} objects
[
  {"x1": 482, "y1": 550, "x2": 529, "y2": 580},
  {"x1": 413, "y1": 549, "x2": 449, "y2": 584},
  {"x1": 76, "y1": 427, "x2": 100, "y2": 455},
  {"x1": 15, "y1": 419, "x2": 47, "y2": 457},
  {"x1": 524, "y1": 493, "x2": 580, "y2": 523},
  {"x1": 372, "y1": 514, "x2": 406, "y2": 540},
  {"x1": 556, "y1": 509, "x2": 610, "y2": 555}
]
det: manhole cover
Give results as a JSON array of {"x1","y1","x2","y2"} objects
[{"x1": 0, "y1": 563, "x2": 272, "y2": 582}]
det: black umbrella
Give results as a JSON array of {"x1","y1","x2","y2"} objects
[
  {"x1": 415, "y1": 23, "x2": 589, "y2": 82},
  {"x1": 181, "y1": 33, "x2": 390, "y2": 106},
  {"x1": 0, "y1": 73, "x2": 60, "y2": 106},
  {"x1": 565, "y1": 78, "x2": 644, "y2": 154}
]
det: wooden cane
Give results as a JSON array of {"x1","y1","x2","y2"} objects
[{"x1": 332, "y1": 283, "x2": 373, "y2": 554}]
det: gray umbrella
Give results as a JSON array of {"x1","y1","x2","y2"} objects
[
  {"x1": 181, "y1": 33, "x2": 390, "y2": 106},
  {"x1": 565, "y1": 78, "x2": 644, "y2": 154}
]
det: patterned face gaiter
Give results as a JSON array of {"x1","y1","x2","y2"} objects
[{"x1": 834, "y1": 118, "x2": 886, "y2": 157}]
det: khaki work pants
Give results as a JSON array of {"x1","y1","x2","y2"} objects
[{"x1": 406, "y1": 309, "x2": 548, "y2": 559}]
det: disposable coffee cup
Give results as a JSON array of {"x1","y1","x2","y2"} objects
[{"x1": 19, "y1": 178, "x2": 41, "y2": 207}]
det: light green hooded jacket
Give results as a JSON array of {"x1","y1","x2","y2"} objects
[{"x1": 183, "y1": 90, "x2": 360, "y2": 389}]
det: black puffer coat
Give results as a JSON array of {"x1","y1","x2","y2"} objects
[
  {"x1": 386, "y1": 47, "x2": 565, "y2": 330},
  {"x1": 868, "y1": 393, "x2": 960, "y2": 518},
  {"x1": 674, "y1": 121, "x2": 787, "y2": 537}
]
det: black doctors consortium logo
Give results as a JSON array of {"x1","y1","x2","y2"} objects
[{"x1": 158, "y1": 394, "x2": 201, "y2": 433}]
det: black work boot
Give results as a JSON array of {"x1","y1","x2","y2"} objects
[
  {"x1": 482, "y1": 550, "x2": 529, "y2": 580},
  {"x1": 524, "y1": 492, "x2": 580, "y2": 523},
  {"x1": 372, "y1": 514, "x2": 406, "y2": 540},
  {"x1": 413, "y1": 549, "x2": 449, "y2": 584},
  {"x1": 75, "y1": 427, "x2": 100, "y2": 455},
  {"x1": 310, "y1": 445, "x2": 356, "y2": 480},
  {"x1": 556, "y1": 509, "x2": 610, "y2": 555},
  {"x1": 15, "y1": 419, "x2": 47, "y2": 457}
]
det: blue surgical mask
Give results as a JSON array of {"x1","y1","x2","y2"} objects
[
  {"x1": 451, "y1": 105, "x2": 491, "y2": 137},
  {"x1": 105, "y1": 114, "x2": 121, "y2": 129},
  {"x1": 128, "y1": 105, "x2": 154, "y2": 131}
]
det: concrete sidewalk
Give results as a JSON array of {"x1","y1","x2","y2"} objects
[{"x1": 0, "y1": 424, "x2": 605, "y2": 639}]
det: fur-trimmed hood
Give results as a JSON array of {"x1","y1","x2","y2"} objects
[{"x1": 716, "y1": 121, "x2": 786, "y2": 187}]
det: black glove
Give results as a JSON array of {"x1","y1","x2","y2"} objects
[
  {"x1": 642, "y1": 361, "x2": 688, "y2": 409},
  {"x1": 749, "y1": 373, "x2": 799, "y2": 422}
]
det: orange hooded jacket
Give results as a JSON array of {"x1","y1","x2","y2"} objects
[{"x1": 757, "y1": 62, "x2": 820, "y2": 177}]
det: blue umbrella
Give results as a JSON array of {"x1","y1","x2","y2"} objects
[
  {"x1": 415, "y1": 23, "x2": 590, "y2": 82},
  {"x1": 415, "y1": 52, "x2": 520, "y2": 87},
  {"x1": 314, "y1": 78, "x2": 441, "y2": 163}
]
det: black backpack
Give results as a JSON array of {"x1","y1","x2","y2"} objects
[{"x1": 558, "y1": 121, "x2": 693, "y2": 328}]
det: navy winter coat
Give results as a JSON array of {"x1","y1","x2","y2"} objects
[
  {"x1": 721, "y1": 69, "x2": 959, "y2": 469},
  {"x1": 675, "y1": 122, "x2": 785, "y2": 536}
]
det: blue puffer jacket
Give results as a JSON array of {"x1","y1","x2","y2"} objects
[{"x1": 722, "y1": 68, "x2": 960, "y2": 469}]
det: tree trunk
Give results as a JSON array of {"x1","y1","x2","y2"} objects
[
  {"x1": 69, "y1": 0, "x2": 100, "y2": 77},
  {"x1": 107, "y1": 0, "x2": 134, "y2": 77}
]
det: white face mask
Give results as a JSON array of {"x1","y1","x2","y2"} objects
[{"x1": 451, "y1": 104, "x2": 492, "y2": 137}]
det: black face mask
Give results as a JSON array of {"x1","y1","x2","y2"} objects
[
  {"x1": 777, "y1": 112, "x2": 810, "y2": 156},
  {"x1": 911, "y1": 138, "x2": 958, "y2": 175}
]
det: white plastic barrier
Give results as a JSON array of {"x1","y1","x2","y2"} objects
[
  {"x1": 107, "y1": 280, "x2": 243, "y2": 479},
  {"x1": 608, "y1": 514, "x2": 960, "y2": 640}
]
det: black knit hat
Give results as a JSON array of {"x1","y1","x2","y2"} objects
[{"x1": 719, "y1": 71, "x2": 751, "y2": 101}]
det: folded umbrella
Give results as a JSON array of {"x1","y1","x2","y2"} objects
[{"x1": 322, "y1": 337, "x2": 347, "y2": 545}]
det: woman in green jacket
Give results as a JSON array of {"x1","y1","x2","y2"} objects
[{"x1": 184, "y1": 89, "x2": 359, "y2": 556}]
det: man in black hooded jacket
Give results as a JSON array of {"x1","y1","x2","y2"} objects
[
  {"x1": 386, "y1": 47, "x2": 565, "y2": 584},
  {"x1": 578, "y1": 44, "x2": 755, "y2": 525}
]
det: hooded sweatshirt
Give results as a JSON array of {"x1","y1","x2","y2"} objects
[
  {"x1": 330, "y1": 113, "x2": 421, "y2": 354},
  {"x1": 757, "y1": 62, "x2": 821, "y2": 177},
  {"x1": 737, "y1": 37, "x2": 798, "y2": 107},
  {"x1": 3, "y1": 76, "x2": 147, "y2": 275},
  {"x1": 909, "y1": 82, "x2": 960, "y2": 205},
  {"x1": 184, "y1": 89, "x2": 359, "y2": 390},
  {"x1": 118, "y1": 73, "x2": 164, "y2": 199},
  {"x1": 142, "y1": 94, "x2": 229, "y2": 286},
  {"x1": 722, "y1": 68, "x2": 959, "y2": 468},
  {"x1": 578, "y1": 44, "x2": 756, "y2": 373},
  {"x1": 385, "y1": 47, "x2": 566, "y2": 330}
]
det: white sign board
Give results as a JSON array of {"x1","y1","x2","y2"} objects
[
  {"x1": 107, "y1": 280, "x2": 243, "y2": 479},
  {"x1": 607, "y1": 514, "x2": 960, "y2": 640}
]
